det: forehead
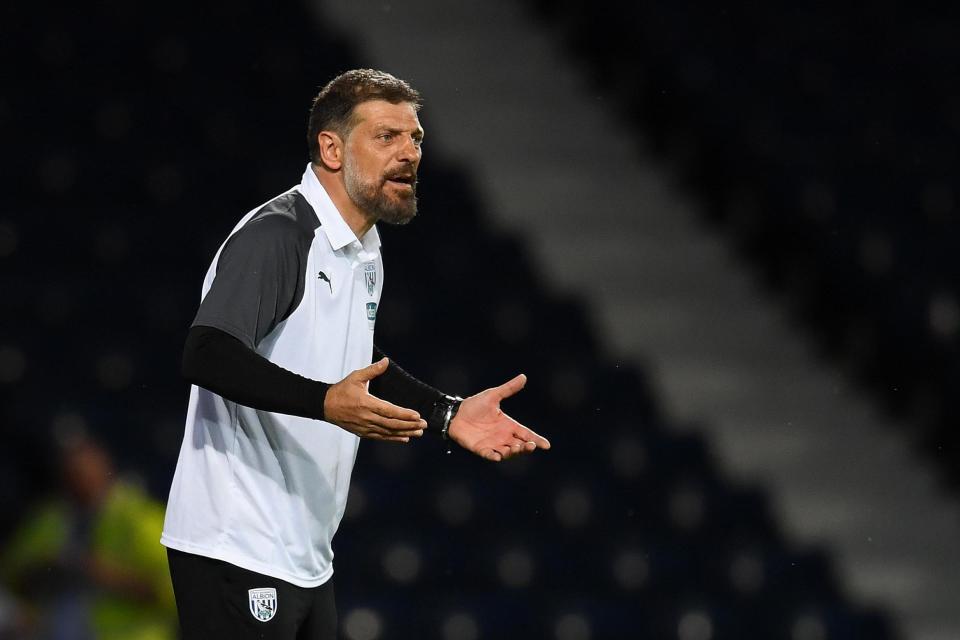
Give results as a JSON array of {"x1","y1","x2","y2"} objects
[{"x1": 352, "y1": 99, "x2": 422, "y2": 132}]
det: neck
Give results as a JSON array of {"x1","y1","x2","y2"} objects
[{"x1": 311, "y1": 163, "x2": 375, "y2": 239}]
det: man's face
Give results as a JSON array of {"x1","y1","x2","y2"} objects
[
  {"x1": 62, "y1": 442, "x2": 113, "y2": 508},
  {"x1": 341, "y1": 100, "x2": 423, "y2": 225}
]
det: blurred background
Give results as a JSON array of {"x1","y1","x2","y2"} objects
[{"x1": 2, "y1": 0, "x2": 959, "y2": 638}]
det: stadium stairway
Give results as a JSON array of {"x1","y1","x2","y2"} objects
[{"x1": 319, "y1": 1, "x2": 960, "y2": 639}]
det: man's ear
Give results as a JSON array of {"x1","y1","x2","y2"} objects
[{"x1": 317, "y1": 131, "x2": 344, "y2": 171}]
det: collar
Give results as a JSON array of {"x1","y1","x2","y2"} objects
[{"x1": 299, "y1": 163, "x2": 381, "y2": 254}]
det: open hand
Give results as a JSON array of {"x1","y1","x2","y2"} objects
[
  {"x1": 324, "y1": 358, "x2": 427, "y2": 443},
  {"x1": 448, "y1": 374, "x2": 551, "y2": 461}
]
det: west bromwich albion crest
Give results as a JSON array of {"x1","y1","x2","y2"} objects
[
  {"x1": 249, "y1": 587, "x2": 277, "y2": 622},
  {"x1": 363, "y1": 262, "x2": 377, "y2": 296}
]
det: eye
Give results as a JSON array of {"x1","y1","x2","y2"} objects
[{"x1": 378, "y1": 133, "x2": 394, "y2": 143}]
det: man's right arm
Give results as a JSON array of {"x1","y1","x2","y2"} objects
[
  {"x1": 185, "y1": 212, "x2": 424, "y2": 441},
  {"x1": 182, "y1": 325, "x2": 330, "y2": 420},
  {"x1": 183, "y1": 327, "x2": 425, "y2": 441}
]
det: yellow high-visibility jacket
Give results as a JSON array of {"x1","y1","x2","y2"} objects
[{"x1": 1, "y1": 481, "x2": 176, "y2": 640}]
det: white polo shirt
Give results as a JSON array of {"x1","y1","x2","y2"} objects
[{"x1": 161, "y1": 164, "x2": 383, "y2": 587}]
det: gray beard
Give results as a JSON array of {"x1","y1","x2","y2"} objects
[{"x1": 343, "y1": 158, "x2": 417, "y2": 226}]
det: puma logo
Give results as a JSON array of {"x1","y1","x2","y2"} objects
[{"x1": 317, "y1": 271, "x2": 332, "y2": 292}]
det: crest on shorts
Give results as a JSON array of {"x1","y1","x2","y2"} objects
[
  {"x1": 363, "y1": 262, "x2": 377, "y2": 296},
  {"x1": 249, "y1": 587, "x2": 277, "y2": 622}
]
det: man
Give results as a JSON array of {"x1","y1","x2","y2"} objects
[
  {"x1": 2, "y1": 435, "x2": 176, "y2": 640},
  {"x1": 161, "y1": 69, "x2": 550, "y2": 639}
]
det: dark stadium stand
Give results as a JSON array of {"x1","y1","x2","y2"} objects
[
  {"x1": 524, "y1": 0, "x2": 960, "y2": 489},
  {"x1": 0, "y1": 0, "x2": 915, "y2": 637}
]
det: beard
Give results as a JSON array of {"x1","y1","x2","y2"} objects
[{"x1": 343, "y1": 156, "x2": 418, "y2": 226}]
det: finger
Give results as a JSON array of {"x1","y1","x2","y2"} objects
[
  {"x1": 371, "y1": 427, "x2": 423, "y2": 438},
  {"x1": 514, "y1": 425, "x2": 551, "y2": 450},
  {"x1": 367, "y1": 396, "x2": 422, "y2": 423},
  {"x1": 368, "y1": 411, "x2": 427, "y2": 431},
  {"x1": 495, "y1": 373, "x2": 527, "y2": 400},
  {"x1": 479, "y1": 448, "x2": 502, "y2": 462},
  {"x1": 353, "y1": 357, "x2": 390, "y2": 382},
  {"x1": 358, "y1": 412, "x2": 424, "y2": 436},
  {"x1": 509, "y1": 438, "x2": 537, "y2": 455},
  {"x1": 366, "y1": 432, "x2": 410, "y2": 443},
  {"x1": 495, "y1": 444, "x2": 514, "y2": 460},
  {"x1": 376, "y1": 423, "x2": 425, "y2": 437}
]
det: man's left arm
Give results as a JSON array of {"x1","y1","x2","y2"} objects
[{"x1": 369, "y1": 347, "x2": 551, "y2": 461}]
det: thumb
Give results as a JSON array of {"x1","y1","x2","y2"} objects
[
  {"x1": 495, "y1": 373, "x2": 527, "y2": 400},
  {"x1": 355, "y1": 357, "x2": 390, "y2": 382}
]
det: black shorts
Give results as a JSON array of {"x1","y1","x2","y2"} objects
[{"x1": 167, "y1": 548, "x2": 336, "y2": 640}]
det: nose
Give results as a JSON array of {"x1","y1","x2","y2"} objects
[{"x1": 396, "y1": 134, "x2": 421, "y2": 164}]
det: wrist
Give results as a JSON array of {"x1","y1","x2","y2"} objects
[
  {"x1": 441, "y1": 397, "x2": 462, "y2": 441},
  {"x1": 429, "y1": 394, "x2": 462, "y2": 440},
  {"x1": 316, "y1": 382, "x2": 332, "y2": 421}
]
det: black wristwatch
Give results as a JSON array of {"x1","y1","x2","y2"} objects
[{"x1": 430, "y1": 394, "x2": 463, "y2": 441}]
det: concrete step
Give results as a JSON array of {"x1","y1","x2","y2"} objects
[{"x1": 320, "y1": 1, "x2": 960, "y2": 638}]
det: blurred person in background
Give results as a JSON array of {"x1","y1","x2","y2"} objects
[{"x1": 0, "y1": 434, "x2": 176, "y2": 640}]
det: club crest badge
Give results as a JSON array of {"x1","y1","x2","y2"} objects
[
  {"x1": 366, "y1": 302, "x2": 377, "y2": 330},
  {"x1": 249, "y1": 587, "x2": 277, "y2": 622},
  {"x1": 363, "y1": 262, "x2": 377, "y2": 296}
]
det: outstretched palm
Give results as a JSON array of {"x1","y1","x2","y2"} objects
[{"x1": 448, "y1": 374, "x2": 551, "y2": 462}]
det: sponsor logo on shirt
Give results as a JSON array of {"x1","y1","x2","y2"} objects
[{"x1": 366, "y1": 302, "x2": 377, "y2": 330}]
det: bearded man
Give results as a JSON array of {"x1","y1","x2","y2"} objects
[{"x1": 160, "y1": 69, "x2": 550, "y2": 640}]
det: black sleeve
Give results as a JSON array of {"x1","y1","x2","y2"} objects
[
  {"x1": 192, "y1": 214, "x2": 311, "y2": 349},
  {"x1": 187, "y1": 213, "x2": 440, "y2": 423},
  {"x1": 369, "y1": 345, "x2": 447, "y2": 430},
  {"x1": 182, "y1": 325, "x2": 329, "y2": 419}
]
